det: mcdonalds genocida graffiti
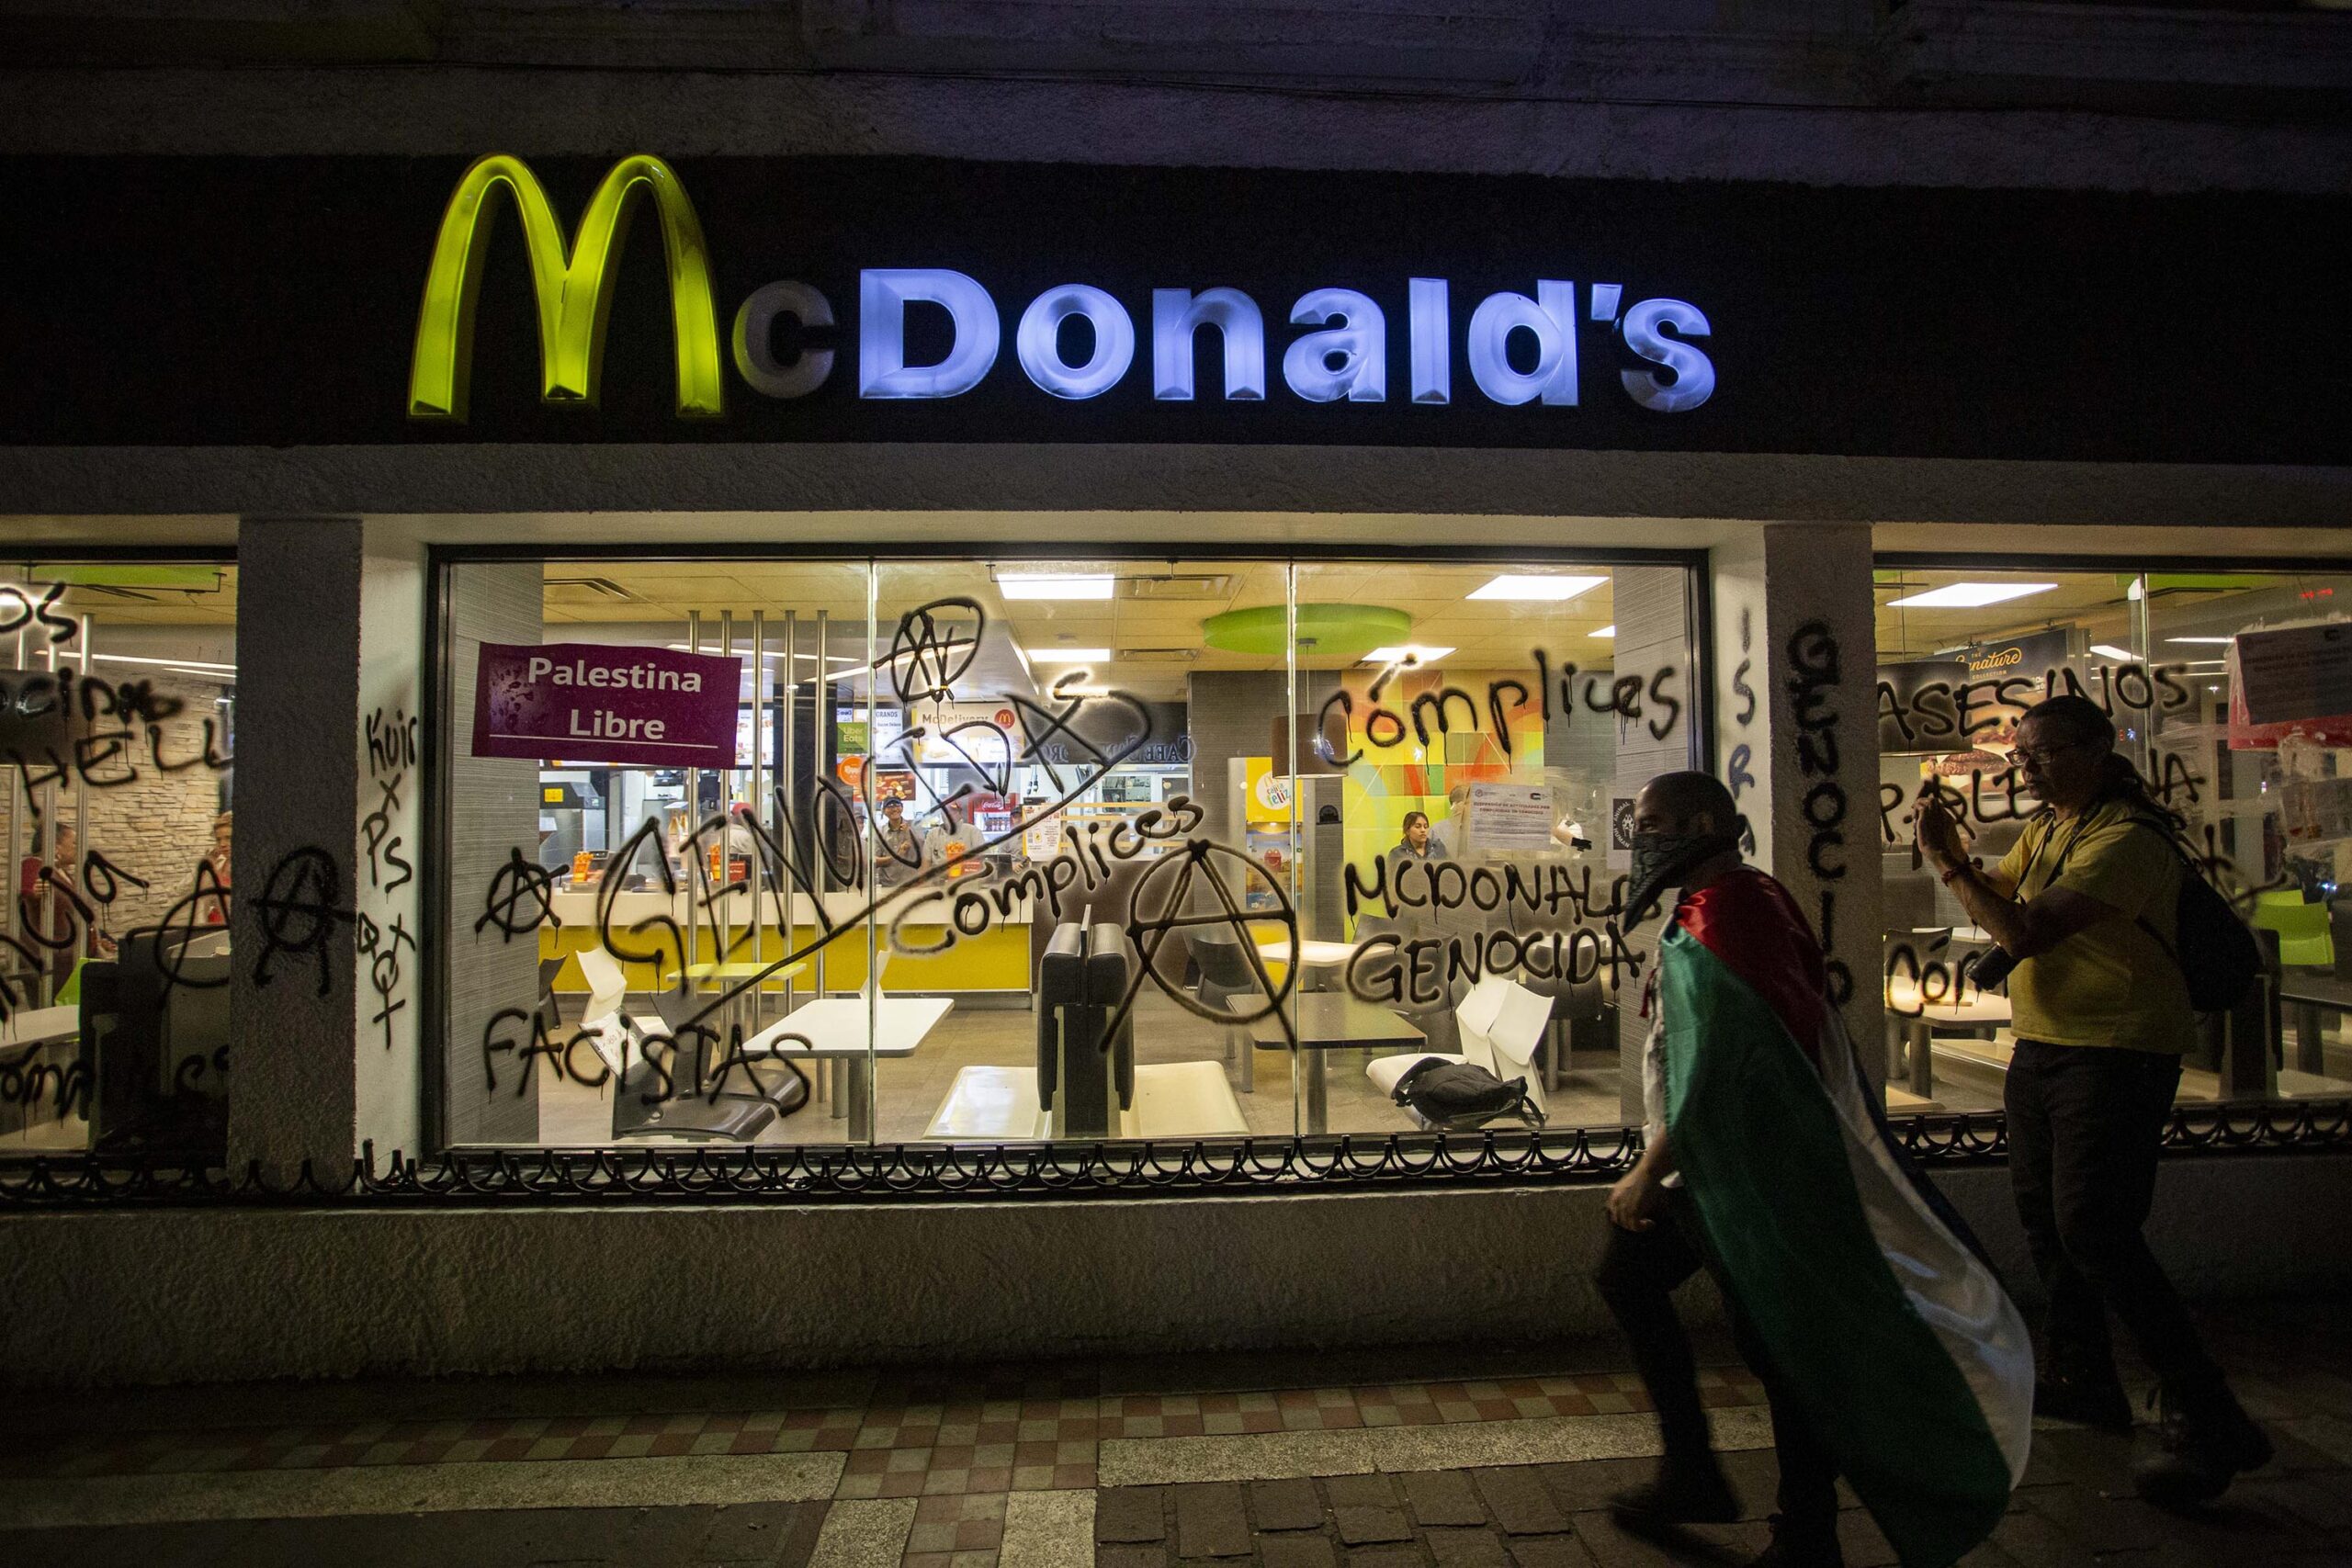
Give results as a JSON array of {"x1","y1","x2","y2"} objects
[
  {"x1": 473, "y1": 596, "x2": 1657, "y2": 1107},
  {"x1": 406, "y1": 153, "x2": 1717, "y2": 425}
]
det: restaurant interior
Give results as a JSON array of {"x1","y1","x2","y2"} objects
[{"x1": 6, "y1": 549, "x2": 2348, "y2": 1157}]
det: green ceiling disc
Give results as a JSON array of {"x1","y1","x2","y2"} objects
[{"x1": 1202, "y1": 603, "x2": 1412, "y2": 659}]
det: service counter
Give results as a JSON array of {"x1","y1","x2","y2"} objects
[{"x1": 538, "y1": 881, "x2": 1035, "y2": 995}]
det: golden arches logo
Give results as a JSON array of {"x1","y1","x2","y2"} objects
[{"x1": 408, "y1": 153, "x2": 724, "y2": 422}]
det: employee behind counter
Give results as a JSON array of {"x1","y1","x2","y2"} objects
[{"x1": 1386, "y1": 809, "x2": 1451, "y2": 886}]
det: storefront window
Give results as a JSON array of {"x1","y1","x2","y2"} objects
[
  {"x1": 1874, "y1": 563, "x2": 2352, "y2": 1113},
  {"x1": 437, "y1": 553, "x2": 1699, "y2": 1149},
  {"x1": 1, "y1": 560, "x2": 237, "y2": 1155}
]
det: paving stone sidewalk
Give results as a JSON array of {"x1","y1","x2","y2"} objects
[{"x1": 2, "y1": 1297, "x2": 2346, "y2": 1567}]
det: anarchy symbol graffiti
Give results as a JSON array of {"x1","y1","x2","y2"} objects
[
  {"x1": 477, "y1": 847, "x2": 560, "y2": 941},
  {"x1": 1102, "y1": 839, "x2": 1299, "y2": 1049},
  {"x1": 252, "y1": 847, "x2": 353, "y2": 997}
]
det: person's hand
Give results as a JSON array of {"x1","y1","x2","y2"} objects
[
  {"x1": 1607, "y1": 1168, "x2": 1665, "y2": 1232},
  {"x1": 1910, "y1": 793, "x2": 1971, "y2": 875}
]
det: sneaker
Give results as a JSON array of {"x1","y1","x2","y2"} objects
[
  {"x1": 2132, "y1": 1382, "x2": 2274, "y2": 1508},
  {"x1": 2034, "y1": 1368, "x2": 2133, "y2": 1431},
  {"x1": 1745, "y1": 1514, "x2": 1844, "y2": 1567},
  {"x1": 1609, "y1": 1461, "x2": 1741, "y2": 1527}
]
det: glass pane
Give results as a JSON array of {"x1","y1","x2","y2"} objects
[
  {"x1": 1, "y1": 561, "x2": 238, "y2": 1156},
  {"x1": 2142, "y1": 569, "x2": 2352, "y2": 1103},
  {"x1": 876, "y1": 558, "x2": 1272, "y2": 1145},
  {"x1": 1872, "y1": 563, "x2": 2352, "y2": 1112},
  {"x1": 441, "y1": 557, "x2": 873, "y2": 1147},
  {"x1": 1289, "y1": 561, "x2": 1679, "y2": 1140}
]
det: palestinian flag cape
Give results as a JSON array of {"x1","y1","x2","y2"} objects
[{"x1": 1660, "y1": 868, "x2": 2031, "y2": 1568}]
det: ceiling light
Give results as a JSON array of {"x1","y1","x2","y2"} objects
[
  {"x1": 1023, "y1": 647, "x2": 1111, "y2": 661},
  {"x1": 1465, "y1": 574, "x2": 1607, "y2": 603},
  {"x1": 1589, "y1": 625, "x2": 1615, "y2": 639},
  {"x1": 1884, "y1": 582, "x2": 2058, "y2": 609},
  {"x1": 2089, "y1": 644, "x2": 2136, "y2": 661},
  {"x1": 94, "y1": 651, "x2": 236, "y2": 671},
  {"x1": 2166, "y1": 636, "x2": 2236, "y2": 645},
  {"x1": 1362, "y1": 645, "x2": 1453, "y2": 665},
  {"x1": 997, "y1": 573, "x2": 1114, "y2": 600}
]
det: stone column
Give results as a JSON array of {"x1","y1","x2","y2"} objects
[
  {"x1": 227, "y1": 517, "x2": 431, "y2": 1181},
  {"x1": 227, "y1": 518, "x2": 365, "y2": 1181},
  {"x1": 1709, "y1": 524, "x2": 1885, "y2": 1089}
]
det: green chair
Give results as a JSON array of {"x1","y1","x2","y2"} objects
[{"x1": 2252, "y1": 890, "x2": 2334, "y2": 971}]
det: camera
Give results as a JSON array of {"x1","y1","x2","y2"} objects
[{"x1": 1969, "y1": 946, "x2": 2019, "y2": 992}]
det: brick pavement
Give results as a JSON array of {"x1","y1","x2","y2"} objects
[{"x1": 0, "y1": 1298, "x2": 2345, "y2": 1566}]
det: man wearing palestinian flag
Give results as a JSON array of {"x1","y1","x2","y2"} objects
[{"x1": 1598, "y1": 773, "x2": 2033, "y2": 1568}]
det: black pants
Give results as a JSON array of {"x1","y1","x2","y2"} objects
[
  {"x1": 2005, "y1": 1040, "x2": 2221, "y2": 1393},
  {"x1": 1593, "y1": 1192, "x2": 1838, "y2": 1533}
]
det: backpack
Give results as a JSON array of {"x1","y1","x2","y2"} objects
[
  {"x1": 2004, "y1": 810, "x2": 2260, "y2": 1015},
  {"x1": 1389, "y1": 1056, "x2": 1546, "y2": 1134},
  {"x1": 2124, "y1": 818, "x2": 2262, "y2": 1014}
]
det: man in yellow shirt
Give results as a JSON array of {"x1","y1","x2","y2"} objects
[{"x1": 1916, "y1": 695, "x2": 2268, "y2": 1507}]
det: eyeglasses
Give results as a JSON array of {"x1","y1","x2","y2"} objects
[{"x1": 2011, "y1": 739, "x2": 2086, "y2": 769}]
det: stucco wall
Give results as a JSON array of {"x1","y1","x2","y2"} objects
[{"x1": 3, "y1": 1152, "x2": 2345, "y2": 1388}]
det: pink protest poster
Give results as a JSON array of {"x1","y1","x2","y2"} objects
[{"x1": 470, "y1": 642, "x2": 743, "y2": 767}]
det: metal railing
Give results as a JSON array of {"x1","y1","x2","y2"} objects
[{"x1": 1, "y1": 1098, "x2": 2345, "y2": 1207}]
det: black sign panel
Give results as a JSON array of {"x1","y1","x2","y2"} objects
[{"x1": 1, "y1": 154, "x2": 2345, "y2": 461}]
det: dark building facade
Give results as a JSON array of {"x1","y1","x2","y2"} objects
[{"x1": 3, "y1": 1, "x2": 2348, "y2": 1383}]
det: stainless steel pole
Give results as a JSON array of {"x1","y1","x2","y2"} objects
[
  {"x1": 73, "y1": 615, "x2": 90, "y2": 987},
  {"x1": 720, "y1": 608, "x2": 737, "y2": 990},
  {"x1": 4, "y1": 599, "x2": 22, "y2": 960},
  {"x1": 813, "y1": 610, "x2": 829, "y2": 1001},
  {"x1": 685, "y1": 610, "x2": 703, "y2": 1010},
  {"x1": 751, "y1": 609, "x2": 767, "y2": 1023},
  {"x1": 780, "y1": 611, "x2": 797, "y2": 1029}
]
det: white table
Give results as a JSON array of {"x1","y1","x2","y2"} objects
[
  {"x1": 0, "y1": 1005, "x2": 81, "y2": 1142},
  {"x1": 1253, "y1": 941, "x2": 1363, "y2": 992},
  {"x1": 1883, "y1": 981, "x2": 2012, "y2": 1097},
  {"x1": 741, "y1": 996, "x2": 955, "y2": 1128},
  {"x1": 0, "y1": 1006, "x2": 78, "y2": 1047}
]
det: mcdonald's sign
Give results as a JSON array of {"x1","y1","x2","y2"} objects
[{"x1": 407, "y1": 153, "x2": 724, "y2": 422}]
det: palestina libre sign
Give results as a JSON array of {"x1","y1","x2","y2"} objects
[{"x1": 407, "y1": 152, "x2": 1716, "y2": 423}]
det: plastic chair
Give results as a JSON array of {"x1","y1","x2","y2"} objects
[
  {"x1": 1188, "y1": 926, "x2": 1266, "y2": 1090},
  {"x1": 2253, "y1": 891, "x2": 2334, "y2": 971}
]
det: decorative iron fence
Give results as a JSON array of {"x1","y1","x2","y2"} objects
[{"x1": 2, "y1": 1100, "x2": 2345, "y2": 1207}]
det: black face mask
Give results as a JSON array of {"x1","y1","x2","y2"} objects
[{"x1": 1624, "y1": 829, "x2": 1739, "y2": 925}]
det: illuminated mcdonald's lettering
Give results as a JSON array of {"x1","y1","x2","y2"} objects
[{"x1": 407, "y1": 153, "x2": 724, "y2": 422}]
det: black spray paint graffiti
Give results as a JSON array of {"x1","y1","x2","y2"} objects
[
  {"x1": 472, "y1": 596, "x2": 1695, "y2": 1103},
  {"x1": 0, "y1": 1038, "x2": 87, "y2": 1120},
  {"x1": 0, "y1": 846, "x2": 174, "y2": 1023},
  {"x1": 0, "y1": 580, "x2": 80, "y2": 645},
  {"x1": 1786, "y1": 619, "x2": 1854, "y2": 1008},
  {"x1": 356, "y1": 708, "x2": 417, "y2": 1048},
  {"x1": 475, "y1": 597, "x2": 1304, "y2": 1103},
  {"x1": 1314, "y1": 657, "x2": 1684, "y2": 765},
  {"x1": 1, "y1": 664, "x2": 232, "y2": 795},
  {"x1": 1877, "y1": 750, "x2": 2211, "y2": 846},
  {"x1": 1877, "y1": 660, "x2": 2195, "y2": 750},
  {"x1": 252, "y1": 847, "x2": 355, "y2": 997},
  {"x1": 1340, "y1": 854, "x2": 1644, "y2": 1006},
  {"x1": 1882, "y1": 929, "x2": 1996, "y2": 1020},
  {"x1": 1727, "y1": 605, "x2": 1758, "y2": 857},
  {"x1": 478, "y1": 848, "x2": 560, "y2": 941}
]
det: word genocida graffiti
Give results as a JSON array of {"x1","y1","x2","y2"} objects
[{"x1": 472, "y1": 596, "x2": 1668, "y2": 1111}]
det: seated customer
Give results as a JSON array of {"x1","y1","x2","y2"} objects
[{"x1": 1389, "y1": 810, "x2": 1447, "y2": 871}]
